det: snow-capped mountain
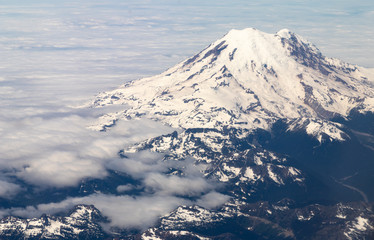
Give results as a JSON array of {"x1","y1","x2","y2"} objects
[
  {"x1": 92, "y1": 28, "x2": 374, "y2": 141},
  {"x1": 1, "y1": 28, "x2": 373, "y2": 239}
]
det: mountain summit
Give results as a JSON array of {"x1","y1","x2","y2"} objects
[{"x1": 92, "y1": 28, "x2": 374, "y2": 141}]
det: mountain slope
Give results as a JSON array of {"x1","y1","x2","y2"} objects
[{"x1": 92, "y1": 28, "x2": 374, "y2": 141}]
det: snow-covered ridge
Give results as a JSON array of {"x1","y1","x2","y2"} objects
[
  {"x1": 141, "y1": 200, "x2": 374, "y2": 240},
  {"x1": 91, "y1": 28, "x2": 374, "y2": 141},
  {"x1": 0, "y1": 205, "x2": 106, "y2": 239},
  {"x1": 122, "y1": 129, "x2": 305, "y2": 190}
]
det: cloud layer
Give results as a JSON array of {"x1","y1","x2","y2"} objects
[{"x1": 0, "y1": 110, "x2": 174, "y2": 188}]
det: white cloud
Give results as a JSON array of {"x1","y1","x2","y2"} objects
[
  {"x1": 83, "y1": 194, "x2": 189, "y2": 230},
  {"x1": 143, "y1": 173, "x2": 214, "y2": 197},
  {"x1": 106, "y1": 150, "x2": 167, "y2": 179},
  {"x1": 197, "y1": 191, "x2": 231, "y2": 209},
  {"x1": 17, "y1": 151, "x2": 107, "y2": 188},
  {"x1": 116, "y1": 184, "x2": 135, "y2": 193},
  {"x1": 0, "y1": 180, "x2": 22, "y2": 199}
]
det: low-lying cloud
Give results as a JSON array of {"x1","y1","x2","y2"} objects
[
  {"x1": 0, "y1": 106, "x2": 174, "y2": 188},
  {"x1": 0, "y1": 104, "x2": 229, "y2": 230}
]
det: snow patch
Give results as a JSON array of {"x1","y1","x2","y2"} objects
[{"x1": 267, "y1": 165, "x2": 284, "y2": 185}]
